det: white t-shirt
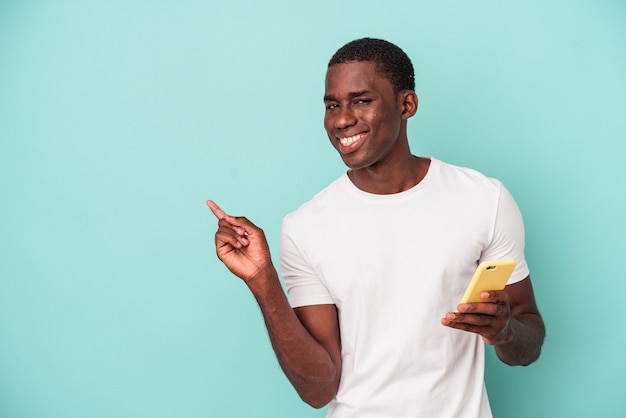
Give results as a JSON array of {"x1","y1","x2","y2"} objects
[{"x1": 280, "y1": 158, "x2": 529, "y2": 418}]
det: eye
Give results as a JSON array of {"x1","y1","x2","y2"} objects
[
  {"x1": 354, "y1": 98, "x2": 372, "y2": 105},
  {"x1": 325, "y1": 103, "x2": 339, "y2": 110}
]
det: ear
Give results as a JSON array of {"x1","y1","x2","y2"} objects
[{"x1": 400, "y1": 91, "x2": 418, "y2": 120}]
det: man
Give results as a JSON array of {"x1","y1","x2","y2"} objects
[{"x1": 208, "y1": 38, "x2": 545, "y2": 417}]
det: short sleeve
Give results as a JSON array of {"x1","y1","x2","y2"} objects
[
  {"x1": 279, "y1": 217, "x2": 335, "y2": 308},
  {"x1": 480, "y1": 185, "x2": 530, "y2": 284}
]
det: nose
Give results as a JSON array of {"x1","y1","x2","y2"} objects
[{"x1": 334, "y1": 106, "x2": 357, "y2": 129}]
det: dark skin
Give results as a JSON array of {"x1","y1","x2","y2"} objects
[
  {"x1": 207, "y1": 200, "x2": 341, "y2": 407},
  {"x1": 323, "y1": 61, "x2": 428, "y2": 194},
  {"x1": 208, "y1": 60, "x2": 545, "y2": 407}
]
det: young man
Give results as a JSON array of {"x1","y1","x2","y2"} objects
[{"x1": 208, "y1": 38, "x2": 545, "y2": 417}]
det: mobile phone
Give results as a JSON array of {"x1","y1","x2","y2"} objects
[{"x1": 459, "y1": 259, "x2": 516, "y2": 305}]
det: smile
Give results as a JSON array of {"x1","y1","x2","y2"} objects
[{"x1": 338, "y1": 133, "x2": 366, "y2": 146}]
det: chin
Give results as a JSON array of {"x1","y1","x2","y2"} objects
[{"x1": 341, "y1": 158, "x2": 373, "y2": 171}]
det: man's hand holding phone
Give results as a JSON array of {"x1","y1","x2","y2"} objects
[{"x1": 441, "y1": 260, "x2": 516, "y2": 345}]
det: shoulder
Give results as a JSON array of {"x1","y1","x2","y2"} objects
[
  {"x1": 428, "y1": 158, "x2": 505, "y2": 203},
  {"x1": 283, "y1": 174, "x2": 351, "y2": 228},
  {"x1": 434, "y1": 158, "x2": 502, "y2": 188}
]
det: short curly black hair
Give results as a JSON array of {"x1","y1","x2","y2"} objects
[{"x1": 328, "y1": 38, "x2": 415, "y2": 93}]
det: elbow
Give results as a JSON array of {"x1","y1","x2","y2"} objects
[
  {"x1": 295, "y1": 372, "x2": 340, "y2": 409},
  {"x1": 306, "y1": 398, "x2": 332, "y2": 409},
  {"x1": 286, "y1": 353, "x2": 341, "y2": 408},
  {"x1": 299, "y1": 384, "x2": 338, "y2": 409}
]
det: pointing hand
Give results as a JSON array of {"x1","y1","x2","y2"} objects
[{"x1": 207, "y1": 200, "x2": 273, "y2": 283}]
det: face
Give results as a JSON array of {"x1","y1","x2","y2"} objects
[{"x1": 323, "y1": 61, "x2": 415, "y2": 170}]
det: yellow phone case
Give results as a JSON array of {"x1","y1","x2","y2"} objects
[{"x1": 459, "y1": 259, "x2": 516, "y2": 304}]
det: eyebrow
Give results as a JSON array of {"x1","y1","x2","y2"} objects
[{"x1": 323, "y1": 90, "x2": 371, "y2": 102}]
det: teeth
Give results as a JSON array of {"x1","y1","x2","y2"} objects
[{"x1": 339, "y1": 134, "x2": 362, "y2": 146}]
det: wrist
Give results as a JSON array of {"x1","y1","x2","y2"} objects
[
  {"x1": 246, "y1": 262, "x2": 279, "y2": 293},
  {"x1": 494, "y1": 321, "x2": 515, "y2": 347}
]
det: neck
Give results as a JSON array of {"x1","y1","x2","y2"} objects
[{"x1": 348, "y1": 154, "x2": 431, "y2": 195}]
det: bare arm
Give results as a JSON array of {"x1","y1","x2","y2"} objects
[
  {"x1": 207, "y1": 201, "x2": 341, "y2": 407},
  {"x1": 441, "y1": 276, "x2": 545, "y2": 366}
]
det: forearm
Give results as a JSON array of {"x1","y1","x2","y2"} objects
[
  {"x1": 495, "y1": 313, "x2": 545, "y2": 366},
  {"x1": 207, "y1": 204, "x2": 340, "y2": 405},
  {"x1": 246, "y1": 266, "x2": 340, "y2": 407}
]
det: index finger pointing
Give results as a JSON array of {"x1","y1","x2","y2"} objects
[{"x1": 206, "y1": 200, "x2": 228, "y2": 220}]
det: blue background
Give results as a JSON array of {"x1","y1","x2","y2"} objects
[{"x1": 1, "y1": 1, "x2": 625, "y2": 417}]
